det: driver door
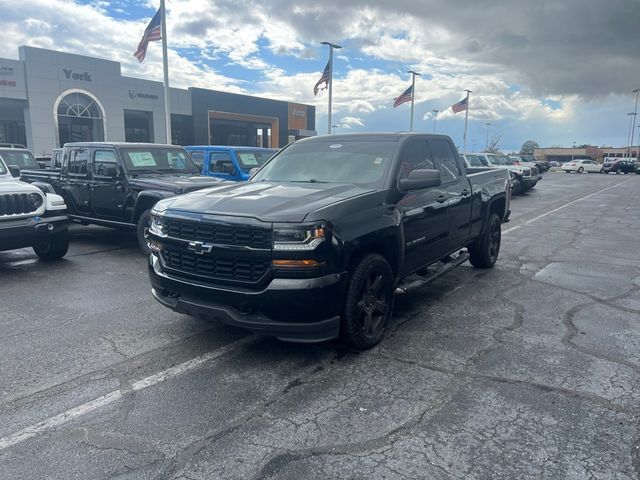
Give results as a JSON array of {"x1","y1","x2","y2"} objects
[
  {"x1": 89, "y1": 149, "x2": 129, "y2": 220},
  {"x1": 397, "y1": 138, "x2": 450, "y2": 276}
]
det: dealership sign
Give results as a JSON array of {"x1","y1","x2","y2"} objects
[
  {"x1": 129, "y1": 89, "x2": 159, "y2": 100},
  {"x1": 0, "y1": 66, "x2": 14, "y2": 76},
  {"x1": 0, "y1": 66, "x2": 16, "y2": 85},
  {"x1": 290, "y1": 106, "x2": 306, "y2": 118},
  {"x1": 63, "y1": 69, "x2": 92, "y2": 82}
]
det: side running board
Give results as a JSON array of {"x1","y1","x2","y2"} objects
[{"x1": 395, "y1": 251, "x2": 470, "y2": 295}]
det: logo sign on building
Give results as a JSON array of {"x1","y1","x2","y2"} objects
[
  {"x1": 63, "y1": 69, "x2": 92, "y2": 82},
  {"x1": 128, "y1": 89, "x2": 159, "y2": 100},
  {"x1": 0, "y1": 66, "x2": 14, "y2": 76},
  {"x1": 288, "y1": 103, "x2": 307, "y2": 130}
]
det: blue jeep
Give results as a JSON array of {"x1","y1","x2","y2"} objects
[{"x1": 184, "y1": 146, "x2": 277, "y2": 181}]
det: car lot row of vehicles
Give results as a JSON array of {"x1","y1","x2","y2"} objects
[
  {"x1": 561, "y1": 158, "x2": 640, "y2": 174},
  {"x1": 461, "y1": 152, "x2": 544, "y2": 194},
  {"x1": 1, "y1": 134, "x2": 511, "y2": 349}
]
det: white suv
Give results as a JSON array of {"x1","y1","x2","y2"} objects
[{"x1": 0, "y1": 157, "x2": 69, "y2": 259}]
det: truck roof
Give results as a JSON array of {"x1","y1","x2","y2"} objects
[
  {"x1": 296, "y1": 132, "x2": 453, "y2": 142},
  {"x1": 62, "y1": 142, "x2": 178, "y2": 148},
  {"x1": 185, "y1": 145, "x2": 277, "y2": 150}
]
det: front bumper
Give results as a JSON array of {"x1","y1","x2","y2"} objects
[
  {"x1": 0, "y1": 214, "x2": 68, "y2": 251},
  {"x1": 148, "y1": 254, "x2": 346, "y2": 342}
]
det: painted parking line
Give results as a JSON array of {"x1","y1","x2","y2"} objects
[
  {"x1": 0, "y1": 336, "x2": 252, "y2": 451},
  {"x1": 503, "y1": 178, "x2": 635, "y2": 235}
]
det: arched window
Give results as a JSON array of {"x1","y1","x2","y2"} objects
[{"x1": 56, "y1": 91, "x2": 105, "y2": 146}]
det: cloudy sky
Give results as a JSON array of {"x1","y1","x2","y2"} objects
[{"x1": 1, "y1": 0, "x2": 639, "y2": 151}]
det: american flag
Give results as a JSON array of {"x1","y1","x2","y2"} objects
[
  {"x1": 393, "y1": 85, "x2": 413, "y2": 108},
  {"x1": 451, "y1": 96, "x2": 468, "y2": 114},
  {"x1": 314, "y1": 60, "x2": 331, "y2": 96},
  {"x1": 134, "y1": 7, "x2": 163, "y2": 63}
]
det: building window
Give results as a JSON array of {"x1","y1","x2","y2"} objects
[
  {"x1": 125, "y1": 110, "x2": 154, "y2": 143},
  {"x1": 57, "y1": 92, "x2": 104, "y2": 146}
]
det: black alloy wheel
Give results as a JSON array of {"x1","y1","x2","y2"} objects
[
  {"x1": 468, "y1": 213, "x2": 501, "y2": 268},
  {"x1": 341, "y1": 254, "x2": 394, "y2": 350}
]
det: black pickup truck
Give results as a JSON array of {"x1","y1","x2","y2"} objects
[
  {"x1": 20, "y1": 142, "x2": 222, "y2": 253},
  {"x1": 148, "y1": 133, "x2": 511, "y2": 349}
]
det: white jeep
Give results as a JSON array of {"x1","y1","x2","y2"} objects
[{"x1": 0, "y1": 157, "x2": 69, "y2": 259}]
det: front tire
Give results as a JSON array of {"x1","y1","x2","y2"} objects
[
  {"x1": 340, "y1": 254, "x2": 394, "y2": 350},
  {"x1": 469, "y1": 213, "x2": 501, "y2": 269},
  {"x1": 136, "y1": 209, "x2": 152, "y2": 255},
  {"x1": 616, "y1": 168, "x2": 621, "y2": 175},
  {"x1": 577, "y1": 167, "x2": 584, "y2": 173},
  {"x1": 33, "y1": 230, "x2": 69, "y2": 260}
]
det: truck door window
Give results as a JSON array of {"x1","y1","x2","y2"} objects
[
  {"x1": 209, "y1": 152, "x2": 236, "y2": 175},
  {"x1": 399, "y1": 140, "x2": 434, "y2": 179},
  {"x1": 67, "y1": 148, "x2": 90, "y2": 177},
  {"x1": 93, "y1": 150, "x2": 119, "y2": 177},
  {"x1": 189, "y1": 151, "x2": 204, "y2": 169},
  {"x1": 429, "y1": 139, "x2": 461, "y2": 183}
]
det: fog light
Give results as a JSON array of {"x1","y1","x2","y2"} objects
[
  {"x1": 149, "y1": 239, "x2": 163, "y2": 252},
  {"x1": 47, "y1": 224, "x2": 54, "y2": 231}
]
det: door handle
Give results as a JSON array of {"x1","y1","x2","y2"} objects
[
  {"x1": 436, "y1": 195, "x2": 447, "y2": 203},
  {"x1": 461, "y1": 189, "x2": 471, "y2": 197}
]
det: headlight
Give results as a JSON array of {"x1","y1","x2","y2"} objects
[
  {"x1": 273, "y1": 224, "x2": 326, "y2": 251},
  {"x1": 29, "y1": 193, "x2": 43, "y2": 209},
  {"x1": 150, "y1": 210, "x2": 165, "y2": 235}
]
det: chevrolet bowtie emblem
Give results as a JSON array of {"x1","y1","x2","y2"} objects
[{"x1": 188, "y1": 241, "x2": 214, "y2": 255}]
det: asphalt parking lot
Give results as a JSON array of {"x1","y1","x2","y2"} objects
[{"x1": 1, "y1": 172, "x2": 639, "y2": 479}]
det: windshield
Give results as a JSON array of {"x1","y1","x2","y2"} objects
[
  {"x1": 465, "y1": 154, "x2": 487, "y2": 167},
  {"x1": 0, "y1": 150, "x2": 39, "y2": 169},
  {"x1": 252, "y1": 140, "x2": 396, "y2": 186},
  {"x1": 236, "y1": 149, "x2": 276, "y2": 170},
  {"x1": 120, "y1": 148, "x2": 199, "y2": 175}
]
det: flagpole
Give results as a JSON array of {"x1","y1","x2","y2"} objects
[
  {"x1": 463, "y1": 89, "x2": 471, "y2": 152},
  {"x1": 321, "y1": 42, "x2": 342, "y2": 135},
  {"x1": 160, "y1": 0, "x2": 171, "y2": 144},
  {"x1": 407, "y1": 70, "x2": 421, "y2": 131}
]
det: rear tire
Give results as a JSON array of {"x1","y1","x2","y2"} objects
[
  {"x1": 136, "y1": 209, "x2": 152, "y2": 255},
  {"x1": 33, "y1": 230, "x2": 69, "y2": 260},
  {"x1": 340, "y1": 254, "x2": 394, "y2": 350},
  {"x1": 468, "y1": 213, "x2": 501, "y2": 269}
]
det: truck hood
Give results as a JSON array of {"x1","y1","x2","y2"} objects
[
  {"x1": 162, "y1": 181, "x2": 377, "y2": 222},
  {"x1": 0, "y1": 175, "x2": 40, "y2": 193},
  {"x1": 128, "y1": 175, "x2": 223, "y2": 193}
]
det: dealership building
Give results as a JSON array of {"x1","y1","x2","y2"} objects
[{"x1": 0, "y1": 46, "x2": 316, "y2": 155}]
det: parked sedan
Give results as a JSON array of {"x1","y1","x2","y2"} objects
[
  {"x1": 601, "y1": 159, "x2": 636, "y2": 174},
  {"x1": 561, "y1": 159, "x2": 602, "y2": 173}
]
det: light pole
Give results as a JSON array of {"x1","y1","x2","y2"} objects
[
  {"x1": 407, "y1": 70, "x2": 421, "y2": 131},
  {"x1": 626, "y1": 112, "x2": 637, "y2": 158},
  {"x1": 485, "y1": 122, "x2": 491, "y2": 150},
  {"x1": 332, "y1": 124, "x2": 339, "y2": 134},
  {"x1": 432, "y1": 109, "x2": 439, "y2": 133},
  {"x1": 631, "y1": 88, "x2": 640, "y2": 157},
  {"x1": 320, "y1": 41, "x2": 342, "y2": 135}
]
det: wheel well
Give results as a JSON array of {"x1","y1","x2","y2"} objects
[
  {"x1": 489, "y1": 197, "x2": 506, "y2": 220},
  {"x1": 349, "y1": 236, "x2": 401, "y2": 277},
  {"x1": 132, "y1": 197, "x2": 160, "y2": 223}
]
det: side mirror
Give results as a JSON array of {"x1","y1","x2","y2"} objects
[
  {"x1": 8, "y1": 165, "x2": 20, "y2": 178},
  {"x1": 399, "y1": 169, "x2": 441, "y2": 192}
]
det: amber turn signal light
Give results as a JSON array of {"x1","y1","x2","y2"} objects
[{"x1": 272, "y1": 259, "x2": 325, "y2": 268}]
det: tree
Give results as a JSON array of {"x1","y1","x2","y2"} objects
[
  {"x1": 519, "y1": 140, "x2": 539, "y2": 155},
  {"x1": 484, "y1": 134, "x2": 502, "y2": 154}
]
